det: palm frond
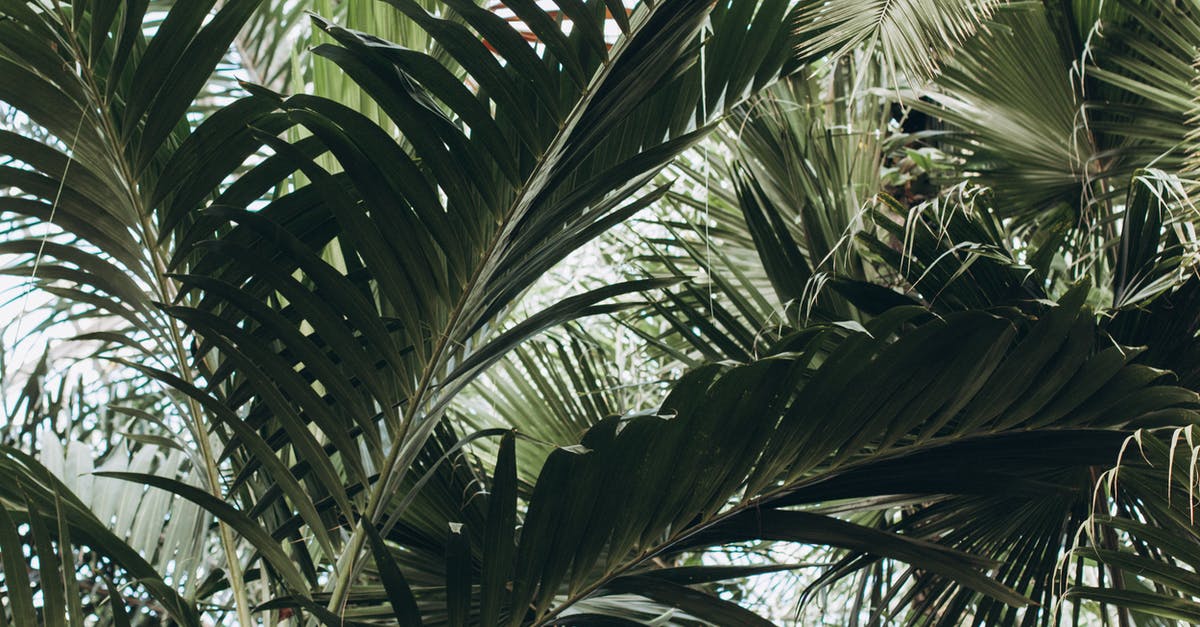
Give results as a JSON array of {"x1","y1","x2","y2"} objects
[
  {"x1": 152, "y1": 0, "x2": 804, "y2": 615},
  {"x1": 0, "y1": 444, "x2": 201, "y2": 625},
  {"x1": 913, "y1": 4, "x2": 1096, "y2": 220},
  {"x1": 1064, "y1": 426, "x2": 1200, "y2": 625},
  {"x1": 1083, "y1": 0, "x2": 1200, "y2": 184},
  {"x1": 794, "y1": 0, "x2": 999, "y2": 84},
  {"x1": 342, "y1": 285, "x2": 1200, "y2": 625},
  {"x1": 0, "y1": 3, "x2": 275, "y2": 620}
]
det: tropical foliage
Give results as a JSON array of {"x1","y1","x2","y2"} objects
[{"x1": 0, "y1": 0, "x2": 1198, "y2": 625}]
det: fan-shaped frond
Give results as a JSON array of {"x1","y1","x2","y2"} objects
[{"x1": 794, "y1": 0, "x2": 998, "y2": 84}]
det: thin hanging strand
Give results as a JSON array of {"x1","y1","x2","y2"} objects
[
  {"x1": 10, "y1": 112, "x2": 88, "y2": 348},
  {"x1": 700, "y1": 22, "x2": 713, "y2": 319}
]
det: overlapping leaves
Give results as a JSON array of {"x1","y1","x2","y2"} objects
[
  {"x1": 319, "y1": 284, "x2": 1200, "y2": 624},
  {"x1": 143, "y1": 0, "x2": 804, "y2": 616},
  {"x1": 0, "y1": 444, "x2": 201, "y2": 626},
  {"x1": 1065, "y1": 426, "x2": 1200, "y2": 625}
]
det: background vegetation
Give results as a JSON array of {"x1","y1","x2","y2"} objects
[{"x1": 0, "y1": 0, "x2": 1198, "y2": 624}]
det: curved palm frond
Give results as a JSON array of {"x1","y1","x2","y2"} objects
[
  {"x1": 4, "y1": 1, "x2": 1200, "y2": 624},
  {"x1": 626, "y1": 63, "x2": 900, "y2": 368},
  {"x1": 793, "y1": 0, "x2": 999, "y2": 84},
  {"x1": 1083, "y1": 0, "x2": 1200, "y2": 183},
  {"x1": 909, "y1": 0, "x2": 1200, "y2": 282},
  {"x1": 913, "y1": 4, "x2": 1097, "y2": 223},
  {"x1": 39, "y1": 437, "x2": 212, "y2": 596},
  {"x1": 140, "y1": 0, "x2": 807, "y2": 616},
  {"x1": 0, "y1": 2, "x2": 283, "y2": 620},
  {"x1": 324, "y1": 284, "x2": 1200, "y2": 625},
  {"x1": 455, "y1": 322, "x2": 664, "y2": 482},
  {"x1": 0, "y1": 444, "x2": 202, "y2": 626},
  {"x1": 1065, "y1": 425, "x2": 1200, "y2": 625}
]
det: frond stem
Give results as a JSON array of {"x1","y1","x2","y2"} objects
[{"x1": 57, "y1": 11, "x2": 255, "y2": 626}]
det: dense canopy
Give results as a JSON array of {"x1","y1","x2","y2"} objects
[{"x1": 0, "y1": 0, "x2": 1198, "y2": 625}]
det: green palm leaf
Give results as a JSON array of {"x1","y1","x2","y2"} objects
[
  {"x1": 1065, "y1": 426, "x2": 1200, "y2": 625},
  {"x1": 359, "y1": 286, "x2": 1200, "y2": 624},
  {"x1": 0, "y1": 445, "x2": 201, "y2": 625},
  {"x1": 794, "y1": 0, "x2": 999, "y2": 83}
]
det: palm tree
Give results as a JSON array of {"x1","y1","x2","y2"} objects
[{"x1": 0, "y1": 0, "x2": 1198, "y2": 625}]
